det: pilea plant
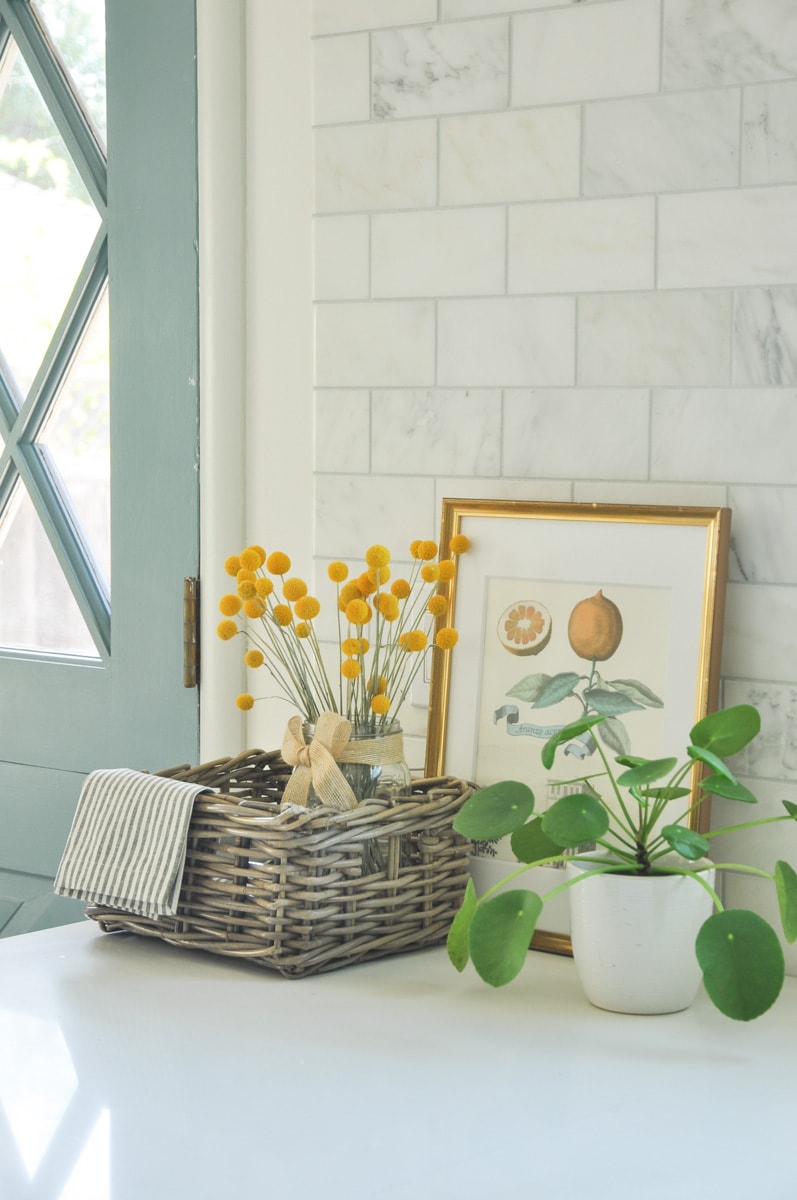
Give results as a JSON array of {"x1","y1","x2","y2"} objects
[{"x1": 448, "y1": 704, "x2": 797, "y2": 1021}]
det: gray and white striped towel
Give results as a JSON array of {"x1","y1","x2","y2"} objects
[{"x1": 54, "y1": 768, "x2": 211, "y2": 919}]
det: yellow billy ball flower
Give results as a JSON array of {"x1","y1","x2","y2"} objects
[
  {"x1": 294, "y1": 595, "x2": 320, "y2": 620},
  {"x1": 236, "y1": 693, "x2": 255, "y2": 711},
  {"x1": 357, "y1": 572, "x2": 377, "y2": 597},
  {"x1": 237, "y1": 568, "x2": 256, "y2": 583},
  {"x1": 435, "y1": 627, "x2": 459, "y2": 650},
  {"x1": 404, "y1": 629, "x2": 428, "y2": 652},
  {"x1": 240, "y1": 546, "x2": 264, "y2": 570},
  {"x1": 273, "y1": 603, "x2": 293, "y2": 626},
  {"x1": 418, "y1": 540, "x2": 438, "y2": 561},
  {"x1": 295, "y1": 622, "x2": 312, "y2": 639},
  {"x1": 243, "y1": 598, "x2": 266, "y2": 618},
  {"x1": 437, "y1": 559, "x2": 456, "y2": 582},
  {"x1": 370, "y1": 694, "x2": 391, "y2": 715},
  {"x1": 338, "y1": 580, "x2": 361, "y2": 611},
  {"x1": 219, "y1": 594, "x2": 242, "y2": 616},
  {"x1": 449, "y1": 534, "x2": 470, "y2": 555},
  {"x1": 328, "y1": 561, "x2": 349, "y2": 583},
  {"x1": 369, "y1": 674, "x2": 388, "y2": 695},
  {"x1": 409, "y1": 539, "x2": 422, "y2": 559},
  {"x1": 427, "y1": 594, "x2": 448, "y2": 618},
  {"x1": 237, "y1": 579, "x2": 257, "y2": 600},
  {"x1": 377, "y1": 592, "x2": 400, "y2": 621},
  {"x1": 367, "y1": 564, "x2": 391, "y2": 585},
  {"x1": 365, "y1": 544, "x2": 390, "y2": 569},
  {"x1": 341, "y1": 658, "x2": 361, "y2": 680},
  {"x1": 345, "y1": 598, "x2": 372, "y2": 625},
  {"x1": 244, "y1": 649, "x2": 264, "y2": 668},
  {"x1": 421, "y1": 563, "x2": 440, "y2": 583},
  {"x1": 255, "y1": 577, "x2": 274, "y2": 598},
  {"x1": 342, "y1": 637, "x2": 369, "y2": 656},
  {"x1": 224, "y1": 555, "x2": 241, "y2": 576},
  {"x1": 266, "y1": 551, "x2": 291, "y2": 575},
  {"x1": 217, "y1": 619, "x2": 238, "y2": 641},
  {"x1": 282, "y1": 577, "x2": 308, "y2": 601},
  {"x1": 391, "y1": 578, "x2": 411, "y2": 600}
]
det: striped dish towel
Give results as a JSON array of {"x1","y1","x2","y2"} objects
[{"x1": 54, "y1": 768, "x2": 211, "y2": 919}]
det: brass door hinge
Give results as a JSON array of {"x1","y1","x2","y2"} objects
[{"x1": 183, "y1": 576, "x2": 199, "y2": 688}]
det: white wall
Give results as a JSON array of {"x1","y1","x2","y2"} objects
[{"x1": 206, "y1": 0, "x2": 797, "y2": 970}]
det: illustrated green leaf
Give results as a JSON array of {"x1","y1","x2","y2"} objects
[
  {"x1": 532, "y1": 671, "x2": 582, "y2": 710},
  {"x1": 616, "y1": 757, "x2": 678, "y2": 788},
  {"x1": 699, "y1": 774, "x2": 758, "y2": 804},
  {"x1": 775, "y1": 861, "x2": 797, "y2": 944},
  {"x1": 453, "y1": 781, "x2": 535, "y2": 841},
  {"x1": 541, "y1": 715, "x2": 604, "y2": 770},
  {"x1": 511, "y1": 816, "x2": 564, "y2": 863},
  {"x1": 607, "y1": 678, "x2": 664, "y2": 708},
  {"x1": 506, "y1": 674, "x2": 552, "y2": 704},
  {"x1": 687, "y1": 744, "x2": 736, "y2": 782},
  {"x1": 469, "y1": 890, "x2": 543, "y2": 987},
  {"x1": 447, "y1": 878, "x2": 478, "y2": 971},
  {"x1": 695, "y1": 909, "x2": 784, "y2": 1021},
  {"x1": 645, "y1": 785, "x2": 691, "y2": 803},
  {"x1": 690, "y1": 704, "x2": 760, "y2": 758},
  {"x1": 597, "y1": 716, "x2": 631, "y2": 756},
  {"x1": 660, "y1": 824, "x2": 710, "y2": 860},
  {"x1": 541, "y1": 793, "x2": 609, "y2": 849},
  {"x1": 583, "y1": 687, "x2": 644, "y2": 716},
  {"x1": 784, "y1": 800, "x2": 797, "y2": 818}
]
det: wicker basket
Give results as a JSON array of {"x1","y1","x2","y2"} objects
[{"x1": 87, "y1": 748, "x2": 472, "y2": 978}]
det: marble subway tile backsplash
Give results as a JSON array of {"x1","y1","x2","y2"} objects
[
  {"x1": 658, "y1": 186, "x2": 797, "y2": 288},
  {"x1": 733, "y1": 288, "x2": 797, "y2": 385},
  {"x1": 439, "y1": 107, "x2": 581, "y2": 205},
  {"x1": 371, "y1": 206, "x2": 506, "y2": 298},
  {"x1": 309, "y1": 0, "x2": 797, "y2": 961},
  {"x1": 314, "y1": 119, "x2": 436, "y2": 212},
  {"x1": 511, "y1": 0, "x2": 660, "y2": 106},
  {"x1": 371, "y1": 18, "x2": 509, "y2": 119},
  {"x1": 583, "y1": 91, "x2": 740, "y2": 196},
  {"x1": 578, "y1": 291, "x2": 732, "y2": 386},
  {"x1": 662, "y1": 0, "x2": 797, "y2": 89},
  {"x1": 508, "y1": 197, "x2": 655, "y2": 294}
]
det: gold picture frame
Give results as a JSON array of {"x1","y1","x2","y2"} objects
[{"x1": 424, "y1": 499, "x2": 731, "y2": 955}]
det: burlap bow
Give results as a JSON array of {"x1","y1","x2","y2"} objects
[{"x1": 281, "y1": 712, "x2": 359, "y2": 811}]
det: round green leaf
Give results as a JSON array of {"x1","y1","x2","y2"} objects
[
  {"x1": 541, "y1": 793, "x2": 609, "y2": 849},
  {"x1": 511, "y1": 816, "x2": 563, "y2": 863},
  {"x1": 695, "y1": 910, "x2": 784, "y2": 1021},
  {"x1": 687, "y1": 744, "x2": 736, "y2": 781},
  {"x1": 616, "y1": 757, "x2": 678, "y2": 788},
  {"x1": 699, "y1": 774, "x2": 757, "y2": 804},
  {"x1": 775, "y1": 861, "x2": 797, "y2": 945},
  {"x1": 469, "y1": 890, "x2": 543, "y2": 987},
  {"x1": 690, "y1": 705, "x2": 760, "y2": 758},
  {"x1": 661, "y1": 823, "x2": 710, "y2": 860},
  {"x1": 453, "y1": 781, "x2": 535, "y2": 841},
  {"x1": 447, "y1": 878, "x2": 477, "y2": 972}
]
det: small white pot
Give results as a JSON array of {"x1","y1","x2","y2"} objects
[{"x1": 565, "y1": 855, "x2": 716, "y2": 1015}]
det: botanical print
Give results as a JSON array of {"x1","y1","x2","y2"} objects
[{"x1": 474, "y1": 576, "x2": 672, "y2": 828}]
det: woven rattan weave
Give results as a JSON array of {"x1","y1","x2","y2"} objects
[{"x1": 87, "y1": 749, "x2": 472, "y2": 977}]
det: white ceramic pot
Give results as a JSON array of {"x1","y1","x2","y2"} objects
[{"x1": 565, "y1": 854, "x2": 716, "y2": 1015}]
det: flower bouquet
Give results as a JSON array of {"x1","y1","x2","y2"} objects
[{"x1": 217, "y1": 536, "x2": 469, "y2": 811}]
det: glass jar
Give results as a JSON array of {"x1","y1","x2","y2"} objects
[{"x1": 302, "y1": 719, "x2": 411, "y2": 807}]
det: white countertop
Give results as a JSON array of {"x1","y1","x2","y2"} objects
[{"x1": 0, "y1": 920, "x2": 794, "y2": 1200}]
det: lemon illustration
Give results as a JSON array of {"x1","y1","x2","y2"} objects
[
  {"x1": 567, "y1": 590, "x2": 623, "y2": 661},
  {"x1": 497, "y1": 601, "x2": 552, "y2": 656}
]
